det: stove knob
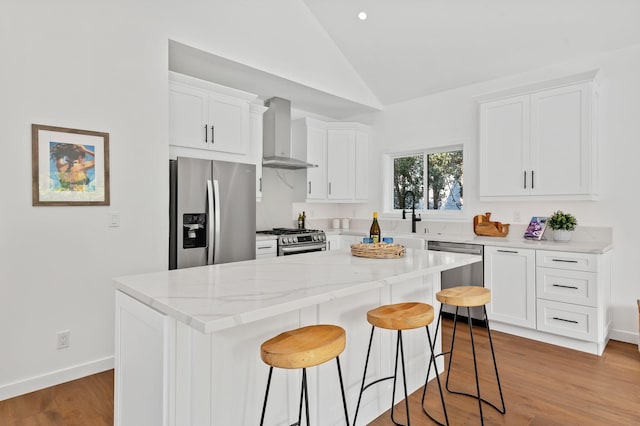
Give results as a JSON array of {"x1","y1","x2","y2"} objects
[
  {"x1": 320, "y1": 234, "x2": 325, "y2": 241},
  {"x1": 293, "y1": 236, "x2": 298, "y2": 243},
  {"x1": 286, "y1": 237, "x2": 292, "y2": 244},
  {"x1": 312, "y1": 234, "x2": 317, "y2": 241},
  {"x1": 282, "y1": 238, "x2": 288, "y2": 245}
]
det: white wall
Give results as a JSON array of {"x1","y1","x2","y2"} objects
[
  {"x1": 0, "y1": 0, "x2": 375, "y2": 399},
  {"x1": 362, "y1": 45, "x2": 640, "y2": 341}
]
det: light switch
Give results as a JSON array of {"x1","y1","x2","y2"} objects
[{"x1": 109, "y1": 212, "x2": 120, "y2": 227}]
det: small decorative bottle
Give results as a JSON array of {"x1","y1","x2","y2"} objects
[{"x1": 369, "y1": 212, "x2": 381, "y2": 243}]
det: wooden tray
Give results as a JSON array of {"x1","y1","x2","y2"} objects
[
  {"x1": 473, "y1": 212, "x2": 510, "y2": 237},
  {"x1": 351, "y1": 243, "x2": 406, "y2": 259}
]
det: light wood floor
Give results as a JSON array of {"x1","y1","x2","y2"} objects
[
  {"x1": 370, "y1": 319, "x2": 640, "y2": 425},
  {"x1": 0, "y1": 321, "x2": 638, "y2": 425}
]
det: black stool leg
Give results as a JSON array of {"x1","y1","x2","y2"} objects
[
  {"x1": 353, "y1": 325, "x2": 376, "y2": 425},
  {"x1": 467, "y1": 307, "x2": 484, "y2": 425},
  {"x1": 260, "y1": 366, "x2": 274, "y2": 426},
  {"x1": 335, "y1": 356, "x2": 350, "y2": 425},
  {"x1": 445, "y1": 306, "x2": 461, "y2": 392},
  {"x1": 442, "y1": 305, "x2": 506, "y2": 425},
  {"x1": 484, "y1": 306, "x2": 506, "y2": 414},
  {"x1": 421, "y1": 321, "x2": 450, "y2": 426}
]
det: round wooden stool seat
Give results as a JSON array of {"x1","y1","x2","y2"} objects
[
  {"x1": 436, "y1": 286, "x2": 491, "y2": 307},
  {"x1": 367, "y1": 302, "x2": 435, "y2": 330},
  {"x1": 260, "y1": 324, "x2": 346, "y2": 370}
]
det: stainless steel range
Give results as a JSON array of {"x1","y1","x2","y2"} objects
[{"x1": 256, "y1": 228, "x2": 326, "y2": 256}]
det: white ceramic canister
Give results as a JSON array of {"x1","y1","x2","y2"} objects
[
  {"x1": 341, "y1": 218, "x2": 350, "y2": 230},
  {"x1": 332, "y1": 218, "x2": 341, "y2": 229}
]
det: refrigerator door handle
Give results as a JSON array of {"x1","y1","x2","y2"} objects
[
  {"x1": 207, "y1": 179, "x2": 215, "y2": 265},
  {"x1": 212, "y1": 179, "x2": 221, "y2": 264}
]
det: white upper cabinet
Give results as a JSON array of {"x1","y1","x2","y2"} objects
[
  {"x1": 292, "y1": 118, "x2": 327, "y2": 201},
  {"x1": 250, "y1": 103, "x2": 268, "y2": 200},
  {"x1": 479, "y1": 71, "x2": 598, "y2": 200},
  {"x1": 354, "y1": 130, "x2": 369, "y2": 201},
  {"x1": 327, "y1": 129, "x2": 355, "y2": 200},
  {"x1": 169, "y1": 72, "x2": 256, "y2": 161},
  {"x1": 293, "y1": 119, "x2": 370, "y2": 203}
]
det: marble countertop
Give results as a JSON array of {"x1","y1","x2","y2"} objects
[
  {"x1": 256, "y1": 234, "x2": 278, "y2": 241},
  {"x1": 324, "y1": 230, "x2": 612, "y2": 254},
  {"x1": 113, "y1": 249, "x2": 480, "y2": 334}
]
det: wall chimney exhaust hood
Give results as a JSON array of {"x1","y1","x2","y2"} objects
[{"x1": 262, "y1": 97, "x2": 317, "y2": 170}]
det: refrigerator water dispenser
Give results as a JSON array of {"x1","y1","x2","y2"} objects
[{"x1": 183, "y1": 213, "x2": 207, "y2": 249}]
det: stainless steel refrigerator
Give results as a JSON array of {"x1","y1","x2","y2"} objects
[{"x1": 169, "y1": 157, "x2": 256, "y2": 269}]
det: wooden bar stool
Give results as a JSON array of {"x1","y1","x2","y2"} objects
[
  {"x1": 259, "y1": 324, "x2": 349, "y2": 426},
  {"x1": 422, "y1": 286, "x2": 506, "y2": 426},
  {"x1": 353, "y1": 302, "x2": 448, "y2": 426}
]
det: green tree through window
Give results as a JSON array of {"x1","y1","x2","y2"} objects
[
  {"x1": 393, "y1": 155, "x2": 423, "y2": 209},
  {"x1": 392, "y1": 149, "x2": 463, "y2": 212}
]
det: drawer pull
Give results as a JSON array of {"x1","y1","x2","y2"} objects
[
  {"x1": 552, "y1": 259, "x2": 579, "y2": 263},
  {"x1": 552, "y1": 284, "x2": 579, "y2": 290},
  {"x1": 552, "y1": 317, "x2": 579, "y2": 324},
  {"x1": 497, "y1": 249, "x2": 518, "y2": 254},
  {"x1": 257, "y1": 246, "x2": 272, "y2": 250}
]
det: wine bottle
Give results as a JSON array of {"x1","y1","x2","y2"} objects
[{"x1": 370, "y1": 211, "x2": 381, "y2": 243}]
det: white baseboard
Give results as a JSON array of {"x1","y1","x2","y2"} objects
[
  {"x1": 609, "y1": 328, "x2": 639, "y2": 345},
  {"x1": 0, "y1": 356, "x2": 114, "y2": 401}
]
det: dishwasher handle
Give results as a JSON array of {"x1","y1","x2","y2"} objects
[{"x1": 427, "y1": 241, "x2": 483, "y2": 256}]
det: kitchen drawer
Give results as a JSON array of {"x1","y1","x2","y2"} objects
[
  {"x1": 536, "y1": 299, "x2": 597, "y2": 341},
  {"x1": 256, "y1": 240, "x2": 277, "y2": 258},
  {"x1": 536, "y1": 250, "x2": 598, "y2": 272},
  {"x1": 536, "y1": 267, "x2": 597, "y2": 307}
]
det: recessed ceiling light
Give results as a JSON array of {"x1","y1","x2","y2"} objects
[{"x1": 358, "y1": 11, "x2": 367, "y2": 21}]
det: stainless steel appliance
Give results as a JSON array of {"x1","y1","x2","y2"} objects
[
  {"x1": 428, "y1": 241, "x2": 484, "y2": 321},
  {"x1": 169, "y1": 157, "x2": 256, "y2": 269},
  {"x1": 256, "y1": 228, "x2": 326, "y2": 256}
]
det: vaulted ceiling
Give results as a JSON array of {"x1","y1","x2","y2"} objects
[
  {"x1": 171, "y1": 1, "x2": 640, "y2": 119},
  {"x1": 301, "y1": 0, "x2": 640, "y2": 105}
]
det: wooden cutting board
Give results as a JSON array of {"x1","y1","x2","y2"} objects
[{"x1": 473, "y1": 212, "x2": 510, "y2": 237}]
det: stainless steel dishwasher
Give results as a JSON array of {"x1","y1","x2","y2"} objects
[{"x1": 427, "y1": 241, "x2": 485, "y2": 322}]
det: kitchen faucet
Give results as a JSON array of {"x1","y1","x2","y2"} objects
[{"x1": 402, "y1": 190, "x2": 422, "y2": 233}]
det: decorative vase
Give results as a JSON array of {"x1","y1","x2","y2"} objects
[{"x1": 553, "y1": 229, "x2": 572, "y2": 242}]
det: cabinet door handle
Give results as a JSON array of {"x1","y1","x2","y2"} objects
[
  {"x1": 497, "y1": 249, "x2": 518, "y2": 254},
  {"x1": 329, "y1": 182, "x2": 332, "y2": 195},
  {"x1": 523, "y1": 171, "x2": 527, "y2": 189},
  {"x1": 552, "y1": 259, "x2": 579, "y2": 264},
  {"x1": 204, "y1": 124, "x2": 208, "y2": 143},
  {"x1": 259, "y1": 177, "x2": 262, "y2": 192},
  {"x1": 552, "y1": 284, "x2": 579, "y2": 290},
  {"x1": 552, "y1": 317, "x2": 579, "y2": 324},
  {"x1": 308, "y1": 181, "x2": 311, "y2": 194},
  {"x1": 211, "y1": 125, "x2": 215, "y2": 144},
  {"x1": 531, "y1": 170, "x2": 535, "y2": 189}
]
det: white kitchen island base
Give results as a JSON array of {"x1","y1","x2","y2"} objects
[{"x1": 114, "y1": 249, "x2": 481, "y2": 425}]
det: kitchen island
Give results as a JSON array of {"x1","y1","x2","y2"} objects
[{"x1": 113, "y1": 248, "x2": 481, "y2": 426}]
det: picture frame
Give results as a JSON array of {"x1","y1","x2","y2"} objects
[{"x1": 32, "y1": 124, "x2": 110, "y2": 206}]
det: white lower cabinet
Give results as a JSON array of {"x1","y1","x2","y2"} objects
[
  {"x1": 535, "y1": 250, "x2": 610, "y2": 351},
  {"x1": 115, "y1": 291, "x2": 172, "y2": 426},
  {"x1": 484, "y1": 246, "x2": 612, "y2": 355},
  {"x1": 326, "y1": 235, "x2": 340, "y2": 251},
  {"x1": 484, "y1": 246, "x2": 536, "y2": 329},
  {"x1": 256, "y1": 239, "x2": 277, "y2": 258}
]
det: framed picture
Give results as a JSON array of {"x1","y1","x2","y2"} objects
[{"x1": 32, "y1": 124, "x2": 110, "y2": 206}]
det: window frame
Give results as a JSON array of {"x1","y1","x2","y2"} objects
[{"x1": 382, "y1": 143, "x2": 466, "y2": 220}]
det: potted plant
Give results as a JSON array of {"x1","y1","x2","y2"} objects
[{"x1": 548, "y1": 210, "x2": 577, "y2": 242}]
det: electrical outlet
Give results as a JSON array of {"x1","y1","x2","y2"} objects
[
  {"x1": 513, "y1": 211, "x2": 521, "y2": 222},
  {"x1": 57, "y1": 330, "x2": 70, "y2": 350}
]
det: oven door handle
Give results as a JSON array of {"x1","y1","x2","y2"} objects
[{"x1": 280, "y1": 244, "x2": 326, "y2": 255}]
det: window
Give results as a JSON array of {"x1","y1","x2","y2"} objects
[{"x1": 390, "y1": 147, "x2": 463, "y2": 213}]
